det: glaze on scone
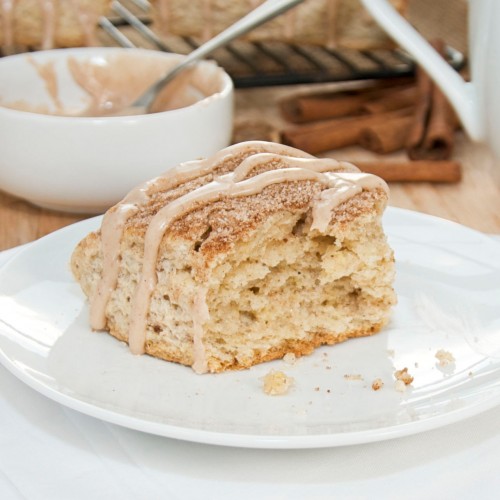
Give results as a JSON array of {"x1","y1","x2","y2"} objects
[{"x1": 71, "y1": 141, "x2": 396, "y2": 373}]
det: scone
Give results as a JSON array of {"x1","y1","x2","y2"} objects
[
  {"x1": 151, "y1": 0, "x2": 408, "y2": 50},
  {"x1": 0, "y1": 0, "x2": 110, "y2": 49},
  {"x1": 71, "y1": 141, "x2": 396, "y2": 374}
]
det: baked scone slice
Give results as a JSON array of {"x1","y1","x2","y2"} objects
[
  {"x1": 0, "y1": 0, "x2": 110, "y2": 49},
  {"x1": 71, "y1": 141, "x2": 396, "y2": 373}
]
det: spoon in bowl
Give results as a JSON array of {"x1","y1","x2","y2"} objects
[{"x1": 124, "y1": 0, "x2": 304, "y2": 115}]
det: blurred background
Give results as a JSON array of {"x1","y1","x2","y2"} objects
[{"x1": 409, "y1": 0, "x2": 467, "y2": 55}]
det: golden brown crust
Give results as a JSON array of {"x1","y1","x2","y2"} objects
[{"x1": 137, "y1": 321, "x2": 386, "y2": 373}]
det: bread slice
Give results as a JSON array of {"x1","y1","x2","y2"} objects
[
  {"x1": 151, "y1": 0, "x2": 408, "y2": 50},
  {"x1": 71, "y1": 141, "x2": 396, "y2": 373},
  {"x1": 0, "y1": 0, "x2": 110, "y2": 49}
]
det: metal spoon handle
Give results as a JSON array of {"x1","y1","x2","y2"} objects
[{"x1": 143, "y1": 0, "x2": 304, "y2": 108}]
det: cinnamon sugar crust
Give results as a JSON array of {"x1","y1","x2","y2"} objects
[{"x1": 118, "y1": 152, "x2": 364, "y2": 274}]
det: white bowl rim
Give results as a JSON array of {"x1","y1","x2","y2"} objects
[{"x1": 0, "y1": 47, "x2": 234, "y2": 122}]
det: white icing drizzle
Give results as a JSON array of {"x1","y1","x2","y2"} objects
[
  {"x1": 201, "y1": 0, "x2": 213, "y2": 41},
  {"x1": 191, "y1": 286, "x2": 210, "y2": 373},
  {"x1": 27, "y1": 56, "x2": 63, "y2": 112},
  {"x1": 156, "y1": 0, "x2": 170, "y2": 36},
  {"x1": 312, "y1": 182, "x2": 361, "y2": 232},
  {"x1": 89, "y1": 141, "x2": 387, "y2": 374},
  {"x1": 37, "y1": 0, "x2": 56, "y2": 50},
  {"x1": 231, "y1": 153, "x2": 357, "y2": 182},
  {"x1": 69, "y1": 0, "x2": 100, "y2": 47},
  {"x1": 1, "y1": 0, "x2": 102, "y2": 49},
  {"x1": 326, "y1": 0, "x2": 340, "y2": 49},
  {"x1": 282, "y1": 7, "x2": 297, "y2": 41},
  {"x1": 1, "y1": 0, "x2": 15, "y2": 48},
  {"x1": 89, "y1": 166, "x2": 211, "y2": 330}
]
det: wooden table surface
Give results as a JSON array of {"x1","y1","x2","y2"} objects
[{"x1": 1, "y1": 84, "x2": 500, "y2": 252}]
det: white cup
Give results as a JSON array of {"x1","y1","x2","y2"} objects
[
  {"x1": 360, "y1": 0, "x2": 499, "y2": 158},
  {"x1": 0, "y1": 48, "x2": 233, "y2": 213}
]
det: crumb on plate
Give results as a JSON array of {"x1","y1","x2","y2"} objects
[
  {"x1": 283, "y1": 352, "x2": 297, "y2": 365},
  {"x1": 394, "y1": 367, "x2": 413, "y2": 385},
  {"x1": 372, "y1": 378, "x2": 384, "y2": 391},
  {"x1": 435, "y1": 349, "x2": 455, "y2": 367},
  {"x1": 263, "y1": 370, "x2": 293, "y2": 396}
]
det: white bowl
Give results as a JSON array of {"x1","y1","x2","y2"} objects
[{"x1": 0, "y1": 47, "x2": 234, "y2": 213}]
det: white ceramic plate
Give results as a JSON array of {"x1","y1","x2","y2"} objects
[{"x1": 0, "y1": 207, "x2": 499, "y2": 449}]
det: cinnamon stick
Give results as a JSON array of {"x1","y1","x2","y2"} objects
[
  {"x1": 404, "y1": 64, "x2": 433, "y2": 155},
  {"x1": 361, "y1": 86, "x2": 417, "y2": 114},
  {"x1": 355, "y1": 160, "x2": 462, "y2": 183},
  {"x1": 406, "y1": 39, "x2": 458, "y2": 160},
  {"x1": 359, "y1": 115, "x2": 414, "y2": 154},
  {"x1": 280, "y1": 91, "x2": 368, "y2": 123},
  {"x1": 280, "y1": 80, "x2": 414, "y2": 124},
  {"x1": 281, "y1": 108, "x2": 412, "y2": 154},
  {"x1": 419, "y1": 77, "x2": 459, "y2": 159}
]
